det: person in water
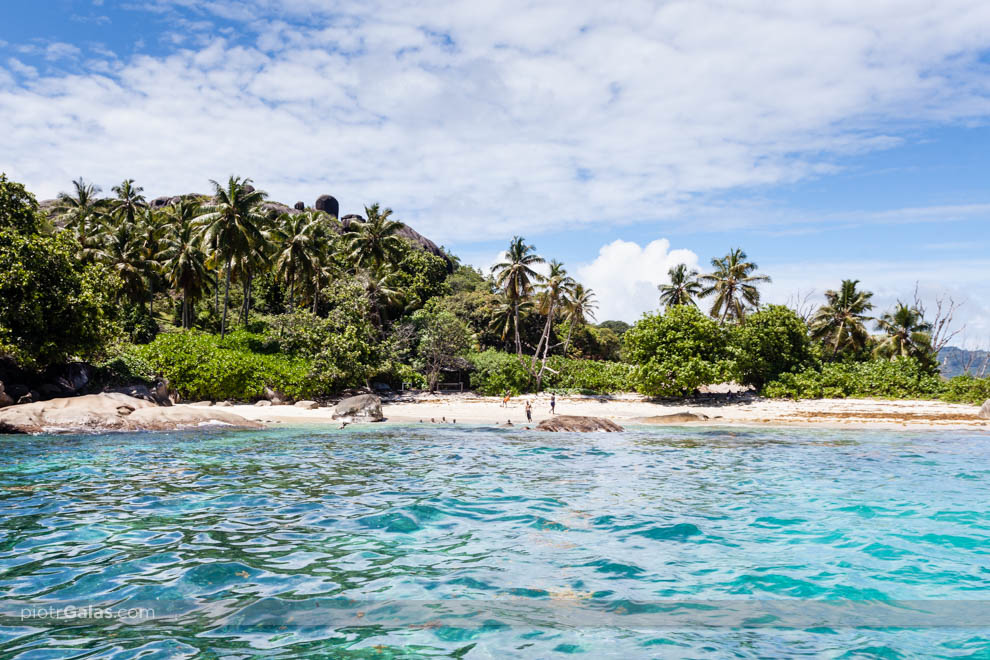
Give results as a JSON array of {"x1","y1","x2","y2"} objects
[
  {"x1": 525, "y1": 400, "x2": 532, "y2": 422},
  {"x1": 549, "y1": 393, "x2": 556, "y2": 414}
]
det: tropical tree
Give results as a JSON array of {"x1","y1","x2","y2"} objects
[
  {"x1": 53, "y1": 177, "x2": 104, "y2": 233},
  {"x1": 874, "y1": 302, "x2": 933, "y2": 361},
  {"x1": 491, "y1": 236, "x2": 545, "y2": 356},
  {"x1": 108, "y1": 179, "x2": 147, "y2": 226},
  {"x1": 659, "y1": 263, "x2": 702, "y2": 309},
  {"x1": 272, "y1": 211, "x2": 327, "y2": 309},
  {"x1": 90, "y1": 221, "x2": 152, "y2": 305},
  {"x1": 158, "y1": 200, "x2": 208, "y2": 328},
  {"x1": 195, "y1": 176, "x2": 267, "y2": 338},
  {"x1": 561, "y1": 283, "x2": 598, "y2": 355},
  {"x1": 344, "y1": 203, "x2": 405, "y2": 270},
  {"x1": 699, "y1": 248, "x2": 771, "y2": 323},
  {"x1": 809, "y1": 279, "x2": 875, "y2": 358},
  {"x1": 355, "y1": 268, "x2": 403, "y2": 329},
  {"x1": 532, "y1": 260, "x2": 575, "y2": 387}
]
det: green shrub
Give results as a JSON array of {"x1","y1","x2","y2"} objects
[
  {"x1": 93, "y1": 347, "x2": 156, "y2": 386},
  {"x1": 732, "y1": 305, "x2": 815, "y2": 388},
  {"x1": 135, "y1": 331, "x2": 319, "y2": 401},
  {"x1": 469, "y1": 350, "x2": 532, "y2": 395},
  {"x1": 622, "y1": 305, "x2": 735, "y2": 397},
  {"x1": 939, "y1": 374, "x2": 990, "y2": 405},
  {"x1": 545, "y1": 357, "x2": 634, "y2": 393},
  {"x1": 763, "y1": 357, "x2": 944, "y2": 400}
]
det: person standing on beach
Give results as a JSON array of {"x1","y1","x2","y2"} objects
[
  {"x1": 549, "y1": 393, "x2": 556, "y2": 414},
  {"x1": 502, "y1": 389, "x2": 511, "y2": 407},
  {"x1": 525, "y1": 400, "x2": 532, "y2": 422}
]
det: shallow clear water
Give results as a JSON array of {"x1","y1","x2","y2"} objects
[{"x1": 0, "y1": 425, "x2": 988, "y2": 658}]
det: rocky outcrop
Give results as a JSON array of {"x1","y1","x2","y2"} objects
[
  {"x1": 294, "y1": 400, "x2": 319, "y2": 410},
  {"x1": 980, "y1": 400, "x2": 990, "y2": 420},
  {"x1": 105, "y1": 379, "x2": 172, "y2": 406},
  {"x1": 332, "y1": 394, "x2": 383, "y2": 422},
  {"x1": 0, "y1": 382, "x2": 13, "y2": 408},
  {"x1": 263, "y1": 386, "x2": 286, "y2": 405},
  {"x1": 294, "y1": 201, "x2": 305, "y2": 211},
  {"x1": 0, "y1": 394, "x2": 262, "y2": 434},
  {"x1": 315, "y1": 195, "x2": 339, "y2": 218},
  {"x1": 535, "y1": 415, "x2": 623, "y2": 432},
  {"x1": 633, "y1": 413, "x2": 709, "y2": 424}
]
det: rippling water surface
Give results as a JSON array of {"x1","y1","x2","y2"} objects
[{"x1": 1, "y1": 425, "x2": 989, "y2": 658}]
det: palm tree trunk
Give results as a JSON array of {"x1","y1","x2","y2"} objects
[
  {"x1": 562, "y1": 320, "x2": 574, "y2": 357},
  {"x1": 221, "y1": 257, "x2": 232, "y2": 339},
  {"x1": 513, "y1": 301, "x2": 522, "y2": 357}
]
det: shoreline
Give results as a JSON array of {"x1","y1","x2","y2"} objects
[{"x1": 226, "y1": 393, "x2": 990, "y2": 432}]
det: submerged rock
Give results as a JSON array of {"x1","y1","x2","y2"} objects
[
  {"x1": 332, "y1": 394, "x2": 383, "y2": 422},
  {"x1": 0, "y1": 394, "x2": 262, "y2": 434},
  {"x1": 535, "y1": 415, "x2": 623, "y2": 432},
  {"x1": 980, "y1": 400, "x2": 990, "y2": 420},
  {"x1": 633, "y1": 412, "x2": 709, "y2": 424}
]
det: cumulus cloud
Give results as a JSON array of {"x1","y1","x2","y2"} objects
[
  {"x1": 576, "y1": 239, "x2": 698, "y2": 322},
  {"x1": 3, "y1": 1, "x2": 990, "y2": 242}
]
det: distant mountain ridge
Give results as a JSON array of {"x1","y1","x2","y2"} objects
[{"x1": 938, "y1": 346, "x2": 990, "y2": 378}]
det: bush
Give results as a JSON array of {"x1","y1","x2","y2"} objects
[
  {"x1": 122, "y1": 304, "x2": 159, "y2": 344},
  {"x1": 732, "y1": 305, "x2": 815, "y2": 388},
  {"x1": 544, "y1": 357, "x2": 634, "y2": 393},
  {"x1": 763, "y1": 357, "x2": 945, "y2": 400},
  {"x1": 622, "y1": 305, "x2": 735, "y2": 397},
  {"x1": 469, "y1": 349, "x2": 532, "y2": 395},
  {"x1": 0, "y1": 230, "x2": 120, "y2": 368},
  {"x1": 940, "y1": 374, "x2": 990, "y2": 405},
  {"x1": 134, "y1": 331, "x2": 320, "y2": 401}
]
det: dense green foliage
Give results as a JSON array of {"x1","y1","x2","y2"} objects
[
  {"x1": 622, "y1": 305, "x2": 734, "y2": 397},
  {"x1": 763, "y1": 358, "x2": 945, "y2": 400},
  {"x1": 731, "y1": 305, "x2": 815, "y2": 387},
  {"x1": 0, "y1": 230, "x2": 120, "y2": 367},
  {"x1": 133, "y1": 331, "x2": 319, "y2": 401}
]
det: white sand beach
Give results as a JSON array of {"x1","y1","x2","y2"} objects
[{"x1": 225, "y1": 392, "x2": 990, "y2": 431}]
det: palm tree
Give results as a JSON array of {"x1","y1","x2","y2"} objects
[
  {"x1": 490, "y1": 294, "x2": 534, "y2": 352},
  {"x1": 699, "y1": 248, "x2": 771, "y2": 323},
  {"x1": 53, "y1": 177, "x2": 104, "y2": 233},
  {"x1": 195, "y1": 176, "x2": 267, "y2": 338},
  {"x1": 491, "y1": 236, "x2": 545, "y2": 356},
  {"x1": 355, "y1": 267, "x2": 403, "y2": 329},
  {"x1": 561, "y1": 283, "x2": 598, "y2": 356},
  {"x1": 271, "y1": 211, "x2": 327, "y2": 309},
  {"x1": 810, "y1": 279, "x2": 875, "y2": 358},
  {"x1": 159, "y1": 201, "x2": 208, "y2": 329},
  {"x1": 344, "y1": 203, "x2": 406, "y2": 270},
  {"x1": 136, "y1": 207, "x2": 168, "y2": 314},
  {"x1": 533, "y1": 260, "x2": 575, "y2": 383},
  {"x1": 659, "y1": 263, "x2": 702, "y2": 309},
  {"x1": 91, "y1": 222, "x2": 152, "y2": 305},
  {"x1": 108, "y1": 179, "x2": 147, "y2": 226},
  {"x1": 874, "y1": 302, "x2": 933, "y2": 360}
]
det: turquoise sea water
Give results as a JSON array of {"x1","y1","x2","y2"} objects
[{"x1": 0, "y1": 425, "x2": 988, "y2": 658}]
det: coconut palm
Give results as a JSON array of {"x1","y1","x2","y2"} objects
[
  {"x1": 91, "y1": 222, "x2": 153, "y2": 305},
  {"x1": 108, "y1": 179, "x2": 147, "y2": 226},
  {"x1": 491, "y1": 236, "x2": 545, "y2": 356},
  {"x1": 659, "y1": 263, "x2": 702, "y2": 309},
  {"x1": 344, "y1": 203, "x2": 406, "y2": 270},
  {"x1": 195, "y1": 176, "x2": 267, "y2": 338},
  {"x1": 699, "y1": 248, "x2": 771, "y2": 323},
  {"x1": 810, "y1": 279, "x2": 875, "y2": 358},
  {"x1": 158, "y1": 201, "x2": 208, "y2": 329},
  {"x1": 355, "y1": 267, "x2": 403, "y2": 328},
  {"x1": 561, "y1": 283, "x2": 598, "y2": 356},
  {"x1": 271, "y1": 211, "x2": 327, "y2": 309},
  {"x1": 53, "y1": 177, "x2": 104, "y2": 234},
  {"x1": 874, "y1": 302, "x2": 933, "y2": 360},
  {"x1": 533, "y1": 261, "x2": 575, "y2": 378}
]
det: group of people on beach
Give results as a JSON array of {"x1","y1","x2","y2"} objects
[{"x1": 502, "y1": 391, "x2": 556, "y2": 422}]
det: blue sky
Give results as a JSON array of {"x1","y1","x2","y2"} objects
[{"x1": 2, "y1": 0, "x2": 990, "y2": 339}]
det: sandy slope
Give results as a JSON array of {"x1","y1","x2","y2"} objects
[{"x1": 227, "y1": 392, "x2": 990, "y2": 431}]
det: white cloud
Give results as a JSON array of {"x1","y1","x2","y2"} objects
[
  {"x1": 576, "y1": 239, "x2": 698, "y2": 322},
  {"x1": 3, "y1": 1, "x2": 990, "y2": 243}
]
